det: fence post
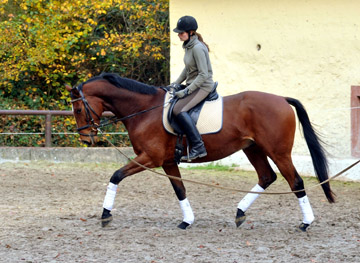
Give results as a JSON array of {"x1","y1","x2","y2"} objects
[{"x1": 45, "y1": 113, "x2": 52, "y2": 147}]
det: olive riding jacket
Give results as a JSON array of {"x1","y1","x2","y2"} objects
[{"x1": 174, "y1": 35, "x2": 214, "y2": 93}]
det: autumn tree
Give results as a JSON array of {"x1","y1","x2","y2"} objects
[
  {"x1": 0, "y1": 0, "x2": 169, "y2": 110},
  {"x1": 0, "y1": 0, "x2": 169, "y2": 146}
]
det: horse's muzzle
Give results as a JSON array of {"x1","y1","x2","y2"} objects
[
  {"x1": 81, "y1": 140, "x2": 92, "y2": 146},
  {"x1": 79, "y1": 132, "x2": 99, "y2": 146}
]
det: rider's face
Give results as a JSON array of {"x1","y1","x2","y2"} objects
[{"x1": 178, "y1": 32, "x2": 189, "y2": 42}]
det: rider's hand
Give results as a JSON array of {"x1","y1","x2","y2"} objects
[
  {"x1": 175, "y1": 88, "x2": 189, "y2": 98},
  {"x1": 168, "y1": 83, "x2": 182, "y2": 91}
]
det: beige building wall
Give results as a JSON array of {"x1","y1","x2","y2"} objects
[{"x1": 170, "y1": 0, "x2": 360, "y2": 160}]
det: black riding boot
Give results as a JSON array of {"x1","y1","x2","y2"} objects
[{"x1": 175, "y1": 112, "x2": 207, "y2": 162}]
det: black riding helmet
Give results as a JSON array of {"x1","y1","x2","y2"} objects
[{"x1": 173, "y1": 16, "x2": 198, "y2": 33}]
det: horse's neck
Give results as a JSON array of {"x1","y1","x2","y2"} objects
[{"x1": 104, "y1": 87, "x2": 163, "y2": 119}]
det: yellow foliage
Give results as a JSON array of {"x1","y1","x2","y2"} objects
[{"x1": 0, "y1": 0, "x2": 169, "y2": 111}]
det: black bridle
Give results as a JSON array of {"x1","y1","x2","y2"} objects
[
  {"x1": 70, "y1": 83, "x2": 102, "y2": 137},
  {"x1": 70, "y1": 84, "x2": 172, "y2": 137}
]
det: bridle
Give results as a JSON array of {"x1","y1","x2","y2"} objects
[
  {"x1": 70, "y1": 84, "x2": 172, "y2": 138},
  {"x1": 70, "y1": 83, "x2": 101, "y2": 138}
]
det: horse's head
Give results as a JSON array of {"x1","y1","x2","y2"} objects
[{"x1": 65, "y1": 83, "x2": 103, "y2": 146}]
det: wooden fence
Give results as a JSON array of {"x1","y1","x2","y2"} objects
[{"x1": 0, "y1": 110, "x2": 114, "y2": 147}]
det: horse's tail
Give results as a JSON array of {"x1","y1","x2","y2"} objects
[{"x1": 285, "y1": 97, "x2": 335, "y2": 203}]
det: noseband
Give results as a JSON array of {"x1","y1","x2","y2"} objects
[{"x1": 70, "y1": 83, "x2": 101, "y2": 137}]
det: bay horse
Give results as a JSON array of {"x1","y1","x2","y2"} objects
[{"x1": 65, "y1": 73, "x2": 335, "y2": 232}]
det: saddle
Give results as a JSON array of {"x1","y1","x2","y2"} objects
[
  {"x1": 168, "y1": 82, "x2": 219, "y2": 134},
  {"x1": 162, "y1": 82, "x2": 223, "y2": 163},
  {"x1": 162, "y1": 82, "x2": 223, "y2": 136}
]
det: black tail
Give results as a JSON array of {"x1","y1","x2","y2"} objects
[{"x1": 286, "y1": 97, "x2": 335, "y2": 203}]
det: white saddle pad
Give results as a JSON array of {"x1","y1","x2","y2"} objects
[{"x1": 162, "y1": 92, "x2": 223, "y2": 135}]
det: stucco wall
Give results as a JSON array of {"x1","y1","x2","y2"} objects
[{"x1": 170, "y1": 0, "x2": 360, "y2": 159}]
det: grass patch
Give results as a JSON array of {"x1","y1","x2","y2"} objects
[{"x1": 186, "y1": 163, "x2": 236, "y2": 172}]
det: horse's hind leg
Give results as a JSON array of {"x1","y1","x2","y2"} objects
[
  {"x1": 236, "y1": 145, "x2": 277, "y2": 227},
  {"x1": 162, "y1": 162, "x2": 194, "y2": 230},
  {"x1": 272, "y1": 155, "x2": 314, "y2": 231}
]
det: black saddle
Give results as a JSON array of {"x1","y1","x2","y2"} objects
[{"x1": 168, "y1": 82, "x2": 218, "y2": 135}]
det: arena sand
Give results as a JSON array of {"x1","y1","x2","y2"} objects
[{"x1": 0, "y1": 162, "x2": 359, "y2": 262}]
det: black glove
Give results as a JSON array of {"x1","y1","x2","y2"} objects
[
  {"x1": 167, "y1": 83, "x2": 183, "y2": 92},
  {"x1": 175, "y1": 88, "x2": 189, "y2": 98}
]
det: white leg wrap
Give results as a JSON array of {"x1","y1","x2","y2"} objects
[
  {"x1": 298, "y1": 195, "x2": 315, "y2": 224},
  {"x1": 237, "y1": 184, "x2": 264, "y2": 212},
  {"x1": 179, "y1": 198, "x2": 194, "y2": 225},
  {"x1": 103, "y1": 182, "x2": 118, "y2": 211}
]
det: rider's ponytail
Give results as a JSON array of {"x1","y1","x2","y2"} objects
[{"x1": 195, "y1": 32, "x2": 210, "y2": 52}]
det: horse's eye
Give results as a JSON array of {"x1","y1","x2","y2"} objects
[{"x1": 75, "y1": 109, "x2": 82, "y2": 114}]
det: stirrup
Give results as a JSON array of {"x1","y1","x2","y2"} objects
[{"x1": 181, "y1": 148, "x2": 207, "y2": 162}]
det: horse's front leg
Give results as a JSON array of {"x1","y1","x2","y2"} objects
[
  {"x1": 162, "y1": 162, "x2": 194, "y2": 230},
  {"x1": 101, "y1": 153, "x2": 152, "y2": 227}
]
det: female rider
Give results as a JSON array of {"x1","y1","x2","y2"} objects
[{"x1": 171, "y1": 15, "x2": 215, "y2": 162}]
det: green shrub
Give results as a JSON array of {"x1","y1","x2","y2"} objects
[{"x1": 0, "y1": 0, "x2": 169, "y2": 147}]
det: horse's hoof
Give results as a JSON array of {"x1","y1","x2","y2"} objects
[
  {"x1": 235, "y1": 209, "x2": 246, "y2": 227},
  {"x1": 101, "y1": 215, "x2": 113, "y2": 227},
  {"x1": 177, "y1": 221, "x2": 190, "y2": 230},
  {"x1": 299, "y1": 223, "x2": 310, "y2": 232},
  {"x1": 235, "y1": 215, "x2": 246, "y2": 227}
]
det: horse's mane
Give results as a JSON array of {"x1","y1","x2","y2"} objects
[{"x1": 84, "y1": 73, "x2": 158, "y2": 95}]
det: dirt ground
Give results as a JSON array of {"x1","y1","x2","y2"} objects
[{"x1": 0, "y1": 161, "x2": 359, "y2": 263}]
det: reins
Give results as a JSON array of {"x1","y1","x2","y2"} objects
[
  {"x1": 97, "y1": 101, "x2": 171, "y2": 129},
  {"x1": 97, "y1": 128, "x2": 360, "y2": 195},
  {"x1": 97, "y1": 88, "x2": 173, "y2": 128}
]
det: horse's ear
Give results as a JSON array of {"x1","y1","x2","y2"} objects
[{"x1": 65, "y1": 84, "x2": 72, "y2": 92}]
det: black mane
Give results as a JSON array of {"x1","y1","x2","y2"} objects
[{"x1": 84, "y1": 73, "x2": 158, "y2": 95}]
